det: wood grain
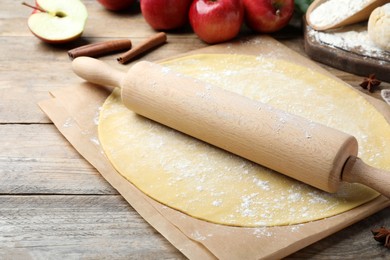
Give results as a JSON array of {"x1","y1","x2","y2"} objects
[
  {"x1": 1, "y1": 0, "x2": 389, "y2": 258},
  {"x1": 0, "y1": 124, "x2": 115, "y2": 195},
  {"x1": 0, "y1": 195, "x2": 184, "y2": 259}
]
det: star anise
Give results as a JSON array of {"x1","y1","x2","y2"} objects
[
  {"x1": 371, "y1": 226, "x2": 390, "y2": 248},
  {"x1": 359, "y1": 74, "x2": 381, "y2": 92}
]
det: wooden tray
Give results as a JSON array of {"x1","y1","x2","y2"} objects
[
  {"x1": 303, "y1": 19, "x2": 390, "y2": 82},
  {"x1": 39, "y1": 36, "x2": 390, "y2": 259}
]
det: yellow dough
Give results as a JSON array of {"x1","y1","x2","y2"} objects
[{"x1": 98, "y1": 54, "x2": 390, "y2": 227}]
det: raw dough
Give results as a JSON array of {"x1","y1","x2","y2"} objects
[
  {"x1": 98, "y1": 54, "x2": 390, "y2": 227},
  {"x1": 368, "y1": 3, "x2": 390, "y2": 51}
]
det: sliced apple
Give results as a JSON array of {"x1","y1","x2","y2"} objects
[{"x1": 26, "y1": 0, "x2": 88, "y2": 44}]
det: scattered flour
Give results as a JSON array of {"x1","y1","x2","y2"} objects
[
  {"x1": 212, "y1": 200, "x2": 223, "y2": 207},
  {"x1": 191, "y1": 230, "x2": 207, "y2": 241},
  {"x1": 63, "y1": 117, "x2": 74, "y2": 128},
  {"x1": 290, "y1": 224, "x2": 304, "y2": 232},
  {"x1": 90, "y1": 136, "x2": 100, "y2": 146},
  {"x1": 253, "y1": 227, "x2": 273, "y2": 238},
  {"x1": 93, "y1": 107, "x2": 102, "y2": 125}
]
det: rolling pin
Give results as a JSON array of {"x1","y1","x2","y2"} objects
[{"x1": 72, "y1": 57, "x2": 390, "y2": 198}]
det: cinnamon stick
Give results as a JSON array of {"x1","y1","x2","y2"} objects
[
  {"x1": 117, "y1": 32, "x2": 167, "y2": 64},
  {"x1": 68, "y1": 39, "x2": 132, "y2": 59}
]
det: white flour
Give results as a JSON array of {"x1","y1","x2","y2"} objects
[
  {"x1": 308, "y1": 24, "x2": 390, "y2": 60},
  {"x1": 382, "y1": 89, "x2": 390, "y2": 105},
  {"x1": 309, "y1": 0, "x2": 371, "y2": 27}
]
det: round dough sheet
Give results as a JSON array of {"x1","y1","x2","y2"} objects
[{"x1": 98, "y1": 54, "x2": 390, "y2": 227}]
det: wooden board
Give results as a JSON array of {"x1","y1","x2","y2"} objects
[
  {"x1": 39, "y1": 36, "x2": 390, "y2": 259},
  {"x1": 303, "y1": 20, "x2": 390, "y2": 83}
]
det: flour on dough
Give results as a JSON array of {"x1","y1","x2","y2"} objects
[{"x1": 98, "y1": 54, "x2": 390, "y2": 227}]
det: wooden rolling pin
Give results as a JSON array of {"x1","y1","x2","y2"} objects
[{"x1": 72, "y1": 57, "x2": 390, "y2": 198}]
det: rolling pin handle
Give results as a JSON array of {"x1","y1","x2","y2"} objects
[
  {"x1": 72, "y1": 57, "x2": 125, "y2": 88},
  {"x1": 342, "y1": 156, "x2": 390, "y2": 198}
]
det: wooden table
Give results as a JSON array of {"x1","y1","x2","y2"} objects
[{"x1": 1, "y1": 0, "x2": 389, "y2": 258}]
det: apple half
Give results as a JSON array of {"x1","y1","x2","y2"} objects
[{"x1": 27, "y1": 0, "x2": 88, "y2": 44}]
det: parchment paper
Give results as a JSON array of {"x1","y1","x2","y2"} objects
[{"x1": 39, "y1": 36, "x2": 390, "y2": 259}]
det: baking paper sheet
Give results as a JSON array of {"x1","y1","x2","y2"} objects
[{"x1": 39, "y1": 36, "x2": 390, "y2": 259}]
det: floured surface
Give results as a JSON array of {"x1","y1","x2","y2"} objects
[
  {"x1": 303, "y1": 20, "x2": 390, "y2": 82},
  {"x1": 307, "y1": 24, "x2": 390, "y2": 61},
  {"x1": 98, "y1": 54, "x2": 390, "y2": 227}
]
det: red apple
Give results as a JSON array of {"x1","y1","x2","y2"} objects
[
  {"x1": 243, "y1": 0, "x2": 294, "y2": 33},
  {"x1": 97, "y1": 0, "x2": 135, "y2": 11},
  {"x1": 189, "y1": 0, "x2": 244, "y2": 44},
  {"x1": 140, "y1": 0, "x2": 192, "y2": 30}
]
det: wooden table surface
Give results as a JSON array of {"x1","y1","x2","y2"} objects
[{"x1": 1, "y1": 0, "x2": 389, "y2": 258}]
